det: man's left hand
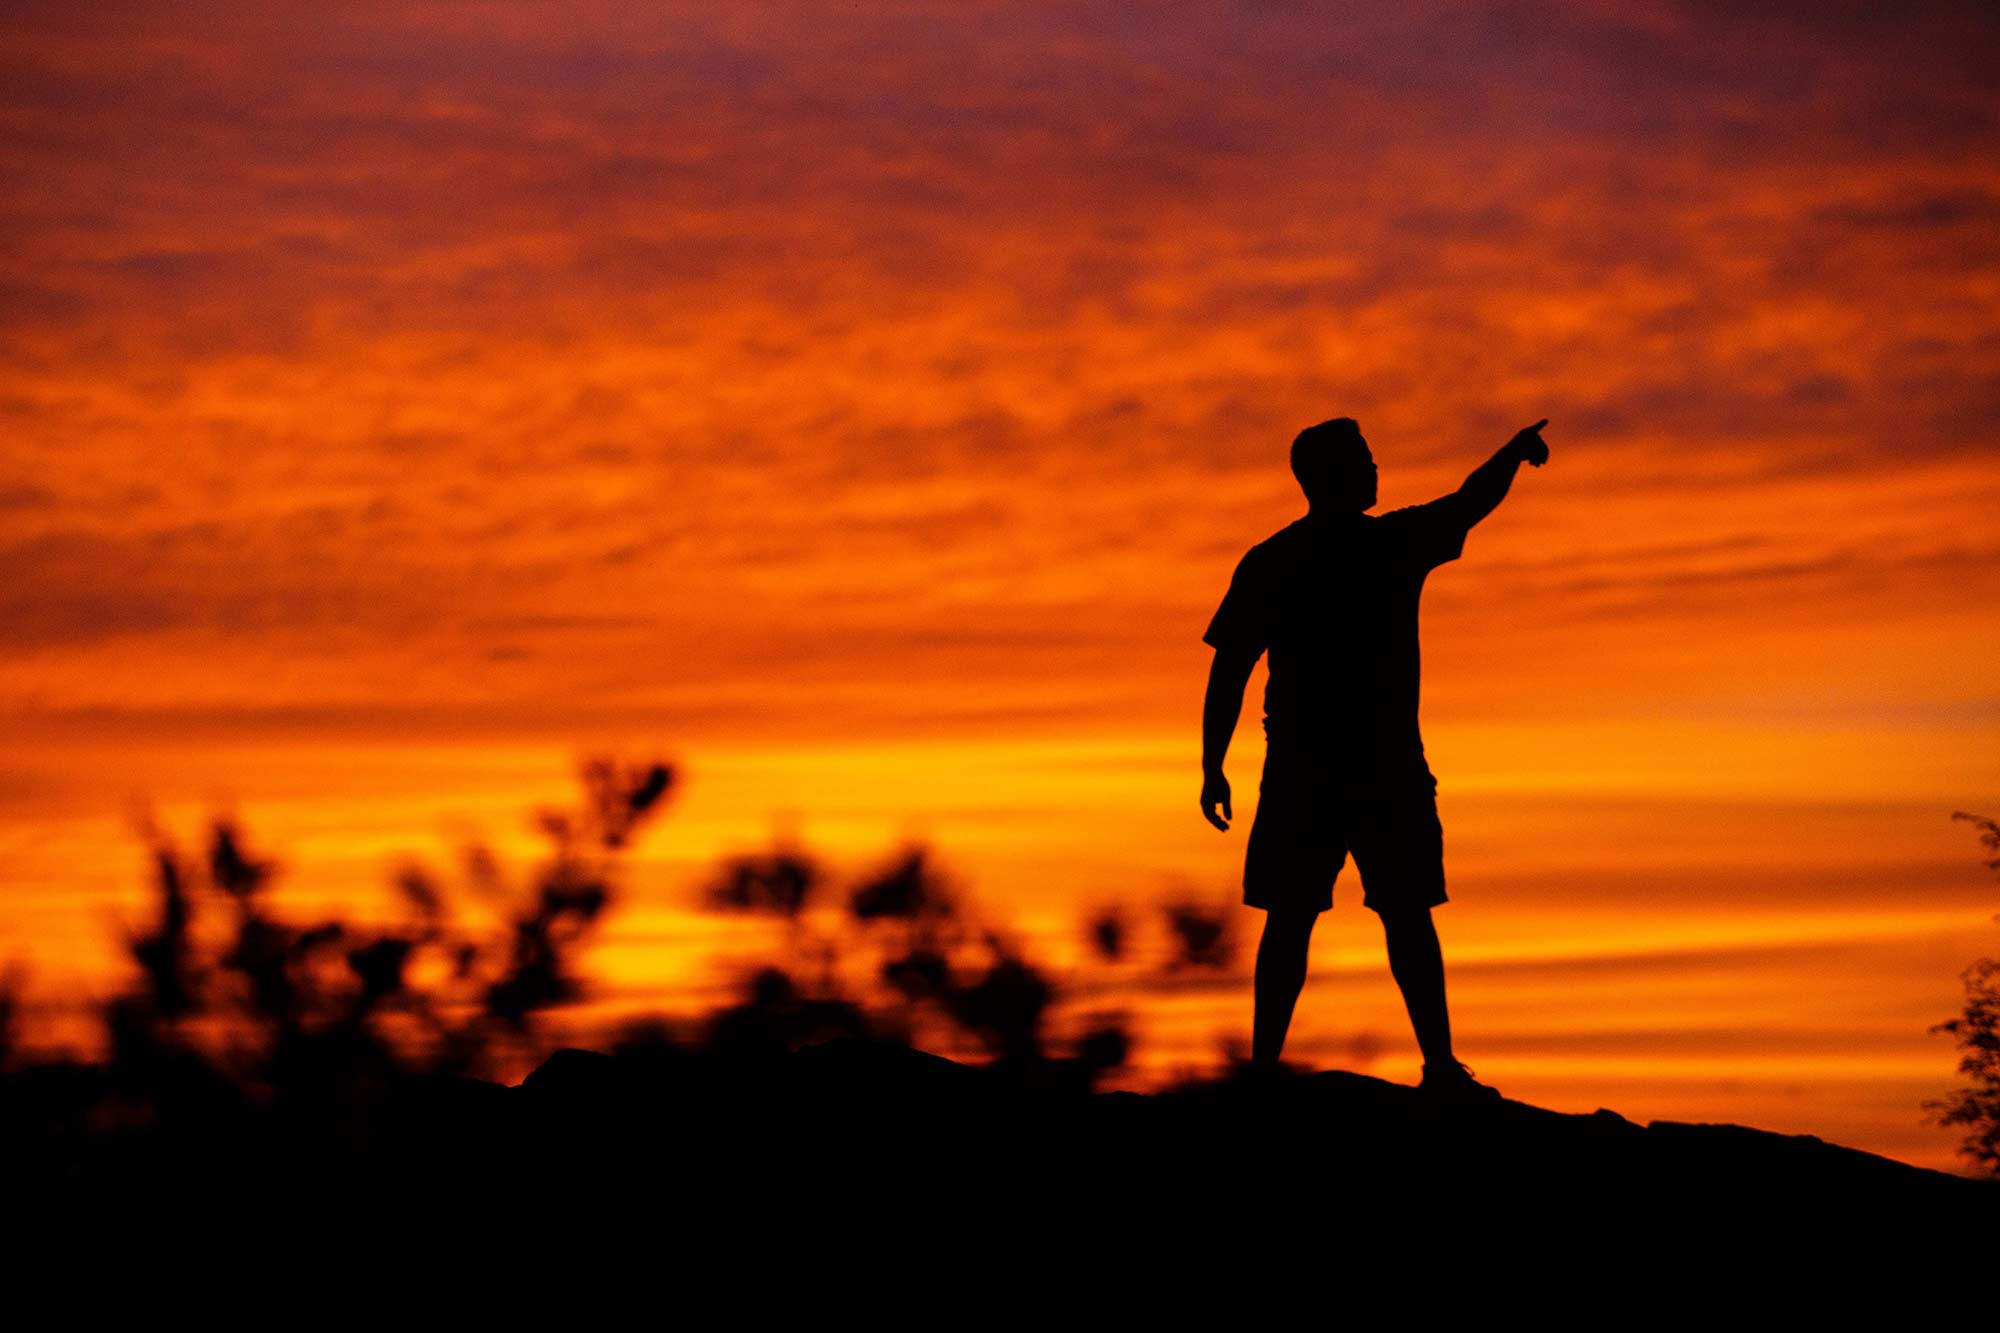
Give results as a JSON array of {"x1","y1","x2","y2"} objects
[{"x1": 1510, "y1": 418, "x2": 1550, "y2": 467}]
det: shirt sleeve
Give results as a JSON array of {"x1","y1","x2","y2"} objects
[
  {"x1": 1201, "y1": 547, "x2": 1273, "y2": 656},
  {"x1": 1387, "y1": 492, "x2": 1475, "y2": 571}
]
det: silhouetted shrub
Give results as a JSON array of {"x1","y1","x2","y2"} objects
[
  {"x1": 1928, "y1": 959, "x2": 2000, "y2": 1174},
  {"x1": 949, "y1": 944, "x2": 1054, "y2": 1065},
  {"x1": 849, "y1": 846, "x2": 954, "y2": 922},
  {"x1": 1927, "y1": 812, "x2": 2000, "y2": 1174},
  {"x1": 0, "y1": 748, "x2": 1187, "y2": 1186},
  {"x1": 1074, "y1": 1015, "x2": 1133, "y2": 1076},
  {"x1": 691, "y1": 837, "x2": 1127, "y2": 1079},
  {"x1": 1087, "y1": 906, "x2": 1128, "y2": 963},
  {"x1": 703, "y1": 847, "x2": 821, "y2": 917},
  {"x1": 0, "y1": 966, "x2": 19, "y2": 1072},
  {"x1": 1954, "y1": 810, "x2": 2000, "y2": 879},
  {"x1": 703, "y1": 966, "x2": 874, "y2": 1059},
  {"x1": 1161, "y1": 900, "x2": 1234, "y2": 972},
  {"x1": 105, "y1": 755, "x2": 678, "y2": 1112}
]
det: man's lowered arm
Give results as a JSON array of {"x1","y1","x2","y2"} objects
[
  {"x1": 1200, "y1": 644, "x2": 1260, "y2": 831},
  {"x1": 1453, "y1": 418, "x2": 1551, "y2": 526}
]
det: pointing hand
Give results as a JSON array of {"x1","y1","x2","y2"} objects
[{"x1": 1510, "y1": 418, "x2": 1550, "y2": 467}]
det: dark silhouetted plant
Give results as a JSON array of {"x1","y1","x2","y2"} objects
[
  {"x1": 0, "y1": 965, "x2": 19, "y2": 1072},
  {"x1": 109, "y1": 757, "x2": 677, "y2": 1109},
  {"x1": 1926, "y1": 811, "x2": 2000, "y2": 1174},
  {"x1": 1161, "y1": 900, "x2": 1235, "y2": 972},
  {"x1": 703, "y1": 846, "x2": 822, "y2": 918},
  {"x1": 1087, "y1": 906, "x2": 1128, "y2": 963},
  {"x1": 697, "y1": 836, "x2": 1130, "y2": 1078},
  {"x1": 0, "y1": 748, "x2": 1200, "y2": 1184}
]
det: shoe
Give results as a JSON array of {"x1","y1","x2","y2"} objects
[{"x1": 1419, "y1": 1060, "x2": 1503, "y2": 1104}]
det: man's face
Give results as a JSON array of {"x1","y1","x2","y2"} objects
[{"x1": 1356, "y1": 439, "x2": 1378, "y2": 510}]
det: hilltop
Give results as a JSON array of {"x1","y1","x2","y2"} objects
[{"x1": 16, "y1": 1036, "x2": 1983, "y2": 1256}]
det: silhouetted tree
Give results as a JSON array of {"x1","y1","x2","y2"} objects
[
  {"x1": 1928, "y1": 960, "x2": 2000, "y2": 1174},
  {"x1": 1087, "y1": 906, "x2": 1128, "y2": 963},
  {"x1": 1161, "y1": 900, "x2": 1235, "y2": 972},
  {"x1": 1927, "y1": 812, "x2": 2000, "y2": 1174}
]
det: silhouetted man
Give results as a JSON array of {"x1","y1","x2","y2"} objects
[{"x1": 1200, "y1": 416, "x2": 1549, "y2": 1099}]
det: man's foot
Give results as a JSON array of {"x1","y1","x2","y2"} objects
[
  {"x1": 1418, "y1": 1060, "x2": 1503, "y2": 1104},
  {"x1": 1229, "y1": 1057, "x2": 1308, "y2": 1086}
]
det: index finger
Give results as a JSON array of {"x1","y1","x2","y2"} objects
[{"x1": 1526, "y1": 418, "x2": 1548, "y2": 432}]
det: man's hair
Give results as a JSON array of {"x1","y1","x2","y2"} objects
[{"x1": 1290, "y1": 417, "x2": 1366, "y2": 491}]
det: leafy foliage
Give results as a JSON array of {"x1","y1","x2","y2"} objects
[
  {"x1": 1951, "y1": 810, "x2": 2000, "y2": 883},
  {"x1": 1926, "y1": 959, "x2": 2000, "y2": 1174},
  {"x1": 0, "y1": 751, "x2": 1266, "y2": 1187},
  {"x1": 1927, "y1": 812, "x2": 2000, "y2": 1174},
  {"x1": 108, "y1": 759, "x2": 680, "y2": 1111}
]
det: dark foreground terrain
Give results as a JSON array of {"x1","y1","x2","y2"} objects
[{"x1": 10, "y1": 1038, "x2": 1986, "y2": 1259}]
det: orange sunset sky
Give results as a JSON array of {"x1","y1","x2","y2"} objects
[{"x1": 2, "y1": 1, "x2": 1998, "y2": 1169}]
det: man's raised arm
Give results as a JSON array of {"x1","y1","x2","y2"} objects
[
  {"x1": 1200, "y1": 644, "x2": 1260, "y2": 831},
  {"x1": 1454, "y1": 418, "x2": 1551, "y2": 526}
]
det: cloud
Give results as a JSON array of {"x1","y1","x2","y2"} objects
[{"x1": 0, "y1": 0, "x2": 1993, "y2": 748}]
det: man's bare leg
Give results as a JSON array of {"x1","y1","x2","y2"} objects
[
  {"x1": 1378, "y1": 905, "x2": 1454, "y2": 1070},
  {"x1": 1251, "y1": 907, "x2": 1318, "y2": 1065}
]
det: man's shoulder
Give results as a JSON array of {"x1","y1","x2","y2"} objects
[
  {"x1": 1219, "y1": 527, "x2": 1291, "y2": 592},
  {"x1": 1243, "y1": 519, "x2": 1312, "y2": 563},
  {"x1": 1371, "y1": 493, "x2": 1473, "y2": 567},
  {"x1": 1242, "y1": 512, "x2": 1389, "y2": 565},
  {"x1": 1376, "y1": 493, "x2": 1471, "y2": 527},
  {"x1": 1370, "y1": 502, "x2": 1427, "y2": 527}
]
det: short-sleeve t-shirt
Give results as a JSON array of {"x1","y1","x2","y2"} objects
[{"x1": 1202, "y1": 493, "x2": 1474, "y2": 780}]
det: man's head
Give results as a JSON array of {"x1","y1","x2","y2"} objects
[{"x1": 1290, "y1": 417, "x2": 1377, "y2": 512}]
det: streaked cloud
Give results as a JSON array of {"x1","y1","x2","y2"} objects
[{"x1": 0, "y1": 0, "x2": 1994, "y2": 753}]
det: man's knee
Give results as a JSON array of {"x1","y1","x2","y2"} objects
[
  {"x1": 1262, "y1": 905, "x2": 1320, "y2": 940},
  {"x1": 1374, "y1": 903, "x2": 1434, "y2": 935},
  {"x1": 1258, "y1": 908, "x2": 1317, "y2": 971}
]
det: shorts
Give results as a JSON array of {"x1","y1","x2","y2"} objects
[{"x1": 1241, "y1": 741, "x2": 1448, "y2": 916}]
